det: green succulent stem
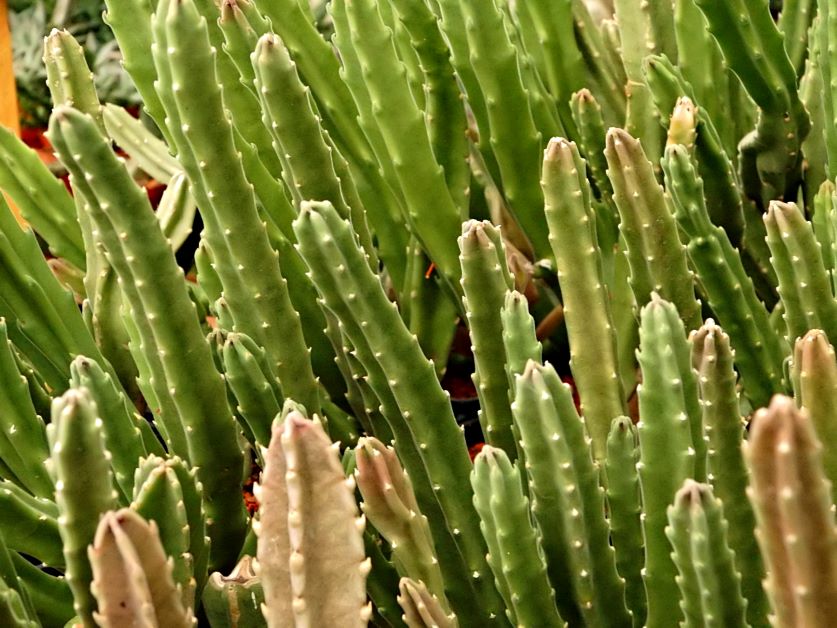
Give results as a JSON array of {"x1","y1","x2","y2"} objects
[{"x1": 543, "y1": 137, "x2": 627, "y2": 463}]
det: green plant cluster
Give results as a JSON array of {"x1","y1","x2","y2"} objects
[{"x1": 1, "y1": 0, "x2": 837, "y2": 625}]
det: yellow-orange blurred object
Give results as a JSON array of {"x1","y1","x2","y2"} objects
[
  {"x1": 0, "y1": 0, "x2": 26, "y2": 225},
  {"x1": 0, "y1": 0, "x2": 19, "y2": 136}
]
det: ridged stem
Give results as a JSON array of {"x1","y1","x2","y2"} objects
[
  {"x1": 398, "y1": 578, "x2": 457, "y2": 628},
  {"x1": 792, "y1": 330, "x2": 837, "y2": 504},
  {"x1": 0, "y1": 320, "x2": 51, "y2": 499},
  {"x1": 152, "y1": 0, "x2": 321, "y2": 413},
  {"x1": 456, "y1": 0, "x2": 550, "y2": 258},
  {"x1": 48, "y1": 107, "x2": 246, "y2": 569},
  {"x1": 131, "y1": 457, "x2": 194, "y2": 610},
  {"x1": 689, "y1": 321, "x2": 768, "y2": 625},
  {"x1": 694, "y1": 0, "x2": 809, "y2": 201},
  {"x1": 255, "y1": 407, "x2": 370, "y2": 627},
  {"x1": 69, "y1": 356, "x2": 153, "y2": 501},
  {"x1": 512, "y1": 362, "x2": 631, "y2": 627},
  {"x1": 543, "y1": 137, "x2": 627, "y2": 463},
  {"x1": 765, "y1": 200, "x2": 837, "y2": 346},
  {"x1": 665, "y1": 481, "x2": 748, "y2": 627},
  {"x1": 339, "y1": 0, "x2": 463, "y2": 287},
  {"x1": 500, "y1": 290, "x2": 542, "y2": 387},
  {"x1": 88, "y1": 509, "x2": 193, "y2": 627},
  {"x1": 49, "y1": 388, "x2": 119, "y2": 627},
  {"x1": 355, "y1": 437, "x2": 451, "y2": 616},
  {"x1": 459, "y1": 221, "x2": 517, "y2": 458},
  {"x1": 471, "y1": 446, "x2": 563, "y2": 627},
  {"x1": 605, "y1": 129, "x2": 702, "y2": 331},
  {"x1": 746, "y1": 396, "x2": 837, "y2": 627},
  {"x1": 0, "y1": 126, "x2": 84, "y2": 267},
  {"x1": 293, "y1": 201, "x2": 506, "y2": 625},
  {"x1": 663, "y1": 143, "x2": 785, "y2": 408},
  {"x1": 636, "y1": 295, "x2": 703, "y2": 627},
  {"x1": 605, "y1": 417, "x2": 646, "y2": 627},
  {"x1": 202, "y1": 556, "x2": 265, "y2": 628},
  {"x1": 42, "y1": 29, "x2": 104, "y2": 133}
]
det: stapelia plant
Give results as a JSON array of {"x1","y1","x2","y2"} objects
[{"x1": 1, "y1": 0, "x2": 837, "y2": 625}]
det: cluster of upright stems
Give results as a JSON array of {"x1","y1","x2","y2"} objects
[{"x1": 1, "y1": 0, "x2": 837, "y2": 625}]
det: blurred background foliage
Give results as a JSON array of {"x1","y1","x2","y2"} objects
[
  {"x1": 8, "y1": 0, "x2": 337, "y2": 128},
  {"x1": 10, "y1": 0, "x2": 140, "y2": 127}
]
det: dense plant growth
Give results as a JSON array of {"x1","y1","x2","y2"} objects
[{"x1": 0, "y1": 0, "x2": 836, "y2": 625}]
